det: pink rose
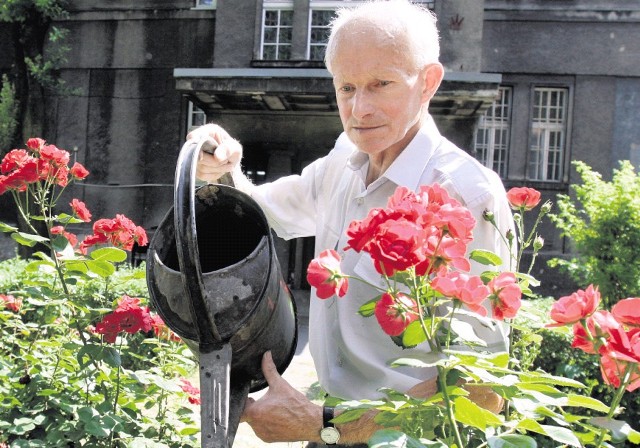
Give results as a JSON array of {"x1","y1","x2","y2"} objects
[
  {"x1": 506, "y1": 187, "x2": 541, "y2": 211},
  {"x1": 306, "y1": 249, "x2": 348, "y2": 299},
  {"x1": 488, "y1": 272, "x2": 522, "y2": 320},
  {"x1": 432, "y1": 270, "x2": 489, "y2": 316},
  {"x1": 374, "y1": 292, "x2": 419, "y2": 336},
  {"x1": 612, "y1": 298, "x2": 640, "y2": 328},
  {"x1": 548, "y1": 284, "x2": 600, "y2": 327}
]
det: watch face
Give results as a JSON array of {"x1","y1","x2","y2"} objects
[{"x1": 320, "y1": 426, "x2": 341, "y2": 444}]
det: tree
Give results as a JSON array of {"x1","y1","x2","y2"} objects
[{"x1": 0, "y1": 0, "x2": 69, "y2": 150}]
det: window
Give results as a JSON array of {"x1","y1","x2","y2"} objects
[
  {"x1": 187, "y1": 101, "x2": 206, "y2": 133},
  {"x1": 528, "y1": 87, "x2": 568, "y2": 182},
  {"x1": 261, "y1": 8, "x2": 294, "y2": 60},
  {"x1": 308, "y1": 9, "x2": 335, "y2": 61},
  {"x1": 413, "y1": 0, "x2": 435, "y2": 9},
  {"x1": 194, "y1": 0, "x2": 216, "y2": 8},
  {"x1": 474, "y1": 87, "x2": 511, "y2": 178}
]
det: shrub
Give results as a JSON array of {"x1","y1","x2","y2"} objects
[{"x1": 549, "y1": 160, "x2": 640, "y2": 308}]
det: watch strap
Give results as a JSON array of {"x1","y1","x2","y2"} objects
[{"x1": 323, "y1": 406, "x2": 335, "y2": 428}]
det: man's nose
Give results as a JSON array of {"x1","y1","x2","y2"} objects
[{"x1": 351, "y1": 90, "x2": 375, "y2": 119}]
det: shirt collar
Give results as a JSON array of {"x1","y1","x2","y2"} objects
[{"x1": 346, "y1": 115, "x2": 442, "y2": 190}]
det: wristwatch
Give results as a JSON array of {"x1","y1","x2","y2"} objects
[{"x1": 319, "y1": 406, "x2": 341, "y2": 445}]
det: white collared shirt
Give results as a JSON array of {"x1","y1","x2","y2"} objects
[{"x1": 252, "y1": 116, "x2": 514, "y2": 399}]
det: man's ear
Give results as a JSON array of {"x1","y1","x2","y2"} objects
[{"x1": 421, "y1": 63, "x2": 444, "y2": 104}]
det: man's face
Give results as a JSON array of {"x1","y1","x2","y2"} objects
[{"x1": 331, "y1": 30, "x2": 430, "y2": 158}]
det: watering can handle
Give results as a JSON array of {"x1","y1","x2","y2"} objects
[{"x1": 174, "y1": 138, "x2": 223, "y2": 347}]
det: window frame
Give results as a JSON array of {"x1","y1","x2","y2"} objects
[
  {"x1": 307, "y1": 7, "x2": 337, "y2": 61},
  {"x1": 193, "y1": 0, "x2": 216, "y2": 9},
  {"x1": 526, "y1": 86, "x2": 572, "y2": 183},
  {"x1": 187, "y1": 101, "x2": 207, "y2": 133},
  {"x1": 473, "y1": 86, "x2": 512, "y2": 179},
  {"x1": 260, "y1": 4, "x2": 294, "y2": 60}
]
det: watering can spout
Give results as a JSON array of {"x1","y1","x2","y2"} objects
[{"x1": 147, "y1": 139, "x2": 298, "y2": 447}]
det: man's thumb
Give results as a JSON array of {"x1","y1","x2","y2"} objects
[{"x1": 261, "y1": 351, "x2": 281, "y2": 385}]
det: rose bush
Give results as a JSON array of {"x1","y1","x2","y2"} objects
[
  {"x1": 0, "y1": 138, "x2": 201, "y2": 447},
  {"x1": 307, "y1": 184, "x2": 640, "y2": 448}
]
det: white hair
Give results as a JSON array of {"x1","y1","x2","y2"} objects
[{"x1": 324, "y1": 0, "x2": 441, "y2": 74}]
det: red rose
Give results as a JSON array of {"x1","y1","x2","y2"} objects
[
  {"x1": 612, "y1": 298, "x2": 640, "y2": 328},
  {"x1": 345, "y1": 207, "x2": 396, "y2": 252},
  {"x1": 306, "y1": 249, "x2": 348, "y2": 299},
  {"x1": 50, "y1": 225, "x2": 78, "y2": 248},
  {"x1": 418, "y1": 234, "x2": 471, "y2": 275},
  {"x1": 39, "y1": 144, "x2": 70, "y2": 167},
  {"x1": 366, "y1": 218, "x2": 426, "y2": 276},
  {"x1": 548, "y1": 284, "x2": 600, "y2": 327},
  {"x1": 506, "y1": 187, "x2": 541, "y2": 211},
  {"x1": 572, "y1": 310, "x2": 620, "y2": 354},
  {"x1": 94, "y1": 313, "x2": 122, "y2": 343},
  {"x1": 599, "y1": 327, "x2": 640, "y2": 391},
  {"x1": 488, "y1": 272, "x2": 522, "y2": 320},
  {"x1": 374, "y1": 292, "x2": 419, "y2": 336},
  {"x1": 70, "y1": 198, "x2": 92, "y2": 222},
  {"x1": 151, "y1": 314, "x2": 181, "y2": 342},
  {"x1": 80, "y1": 214, "x2": 147, "y2": 253},
  {"x1": 179, "y1": 378, "x2": 201, "y2": 405},
  {"x1": 70, "y1": 162, "x2": 90, "y2": 179},
  {"x1": 26, "y1": 138, "x2": 46, "y2": 151},
  {"x1": 116, "y1": 307, "x2": 153, "y2": 335},
  {"x1": 1, "y1": 294, "x2": 22, "y2": 313}
]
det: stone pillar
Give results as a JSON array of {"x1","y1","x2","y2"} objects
[
  {"x1": 266, "y1": 149, "x2": 295, "y2": 281},
  {"x1": 291, "y1": 0, "x2": 311, "y2": 60}
]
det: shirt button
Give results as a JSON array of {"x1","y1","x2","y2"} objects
[{"x1": 356, "y1": 197, "x2": 364, "y2": 205}]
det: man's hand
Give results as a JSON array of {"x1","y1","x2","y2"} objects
[
  {"x1": 187, "y1": 124, "x2": 243, "y2": 183},
  {"x1": 241, "y1": 352, "x2": 323, "y2": 443}
]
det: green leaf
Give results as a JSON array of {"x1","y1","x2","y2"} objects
[
  {"x1": 590, "y1": 417, "x2": 640, "y2": 444},
  {"x1": 453, "y1": 396, "x2": 502, "y2": 431},
  {"x1": 91, "y1": 247, "x2": 127, "y2": 263},
  {"x1": 65, "y1": 260, "x2": 88, "y2": 273},
  {"x1": 470, "y1": 249, "x2": 502, "y2": 266},
  {"x1": 11, "y1": 417, "x2": 36, "y2": 435},
  {"x1": 55, "y1": 212, "x2": 84, "y2": 224},
  {"x1": 487, "y1": 435, "x2": 537, "y2": 448},
  {"x1": 358, "y1": 297, "x2": 379, "y2": 317},
  {"x1": 389, "y1": 352, "x2": 446, "y2": 368},
  {"x1": 25, "y1": 259, "x2": 56, "y2": 273},
  {"x1": 0, "y1": 221, "x2": 18, "y2": 232},
  {"x1": 369, "y1": 429, "x2": 443, "y2": 448},
  {"x1": 566, "y1": 394, "x2": 610, "y2": 413},
  {"x1": 86, "y1": 259, "x2": 115, "y2": 277},
  {"x1": 402, "y1": 319, "x2": 429, "y2": 347},
  {"x1": 539, "y1": 424, "x2": 581, "y2": 447},
  {"x1": 11, "y1": 231, "x2": 49, "y2": 247}
]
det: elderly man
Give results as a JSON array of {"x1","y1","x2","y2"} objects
[{"x1": 190, "y1": 0, "x2": 514, "y2": 445}]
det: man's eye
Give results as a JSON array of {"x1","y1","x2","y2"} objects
[
  {"x1": 340, "y1": 86, "x2": 354, "y2": 92},
  {"x1": 379, "y1": 80, "x2": 391, "y2": 86}
]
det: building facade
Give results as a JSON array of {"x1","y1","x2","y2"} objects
[{"x1": 1, "y1": 0, "x2": 639, "y2": 295}]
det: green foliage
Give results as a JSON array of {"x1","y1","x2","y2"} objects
[
  {"x1": 0, "y1": 259, "x2": 201, "y2": 447},
  {"x1": 512, "y1": 298, "x2": 640, "y2": 443},
  {"x1": 0, "y1": 75, "x2": 18, "y2": 153},
  {"x1": 549, "y1": 160, "x2": 640, "y2": 308},
  {"x1": 0, "y1": 0, "x2": 67, "y2": 22}
]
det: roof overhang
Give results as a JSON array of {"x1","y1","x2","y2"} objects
[{"x1": 174, "y1": 67, "x2": 501, "y2": 117}]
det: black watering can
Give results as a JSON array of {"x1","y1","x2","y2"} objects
[{"x1": 146, "y1": 139, "x2": 298, "y2": 447}]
